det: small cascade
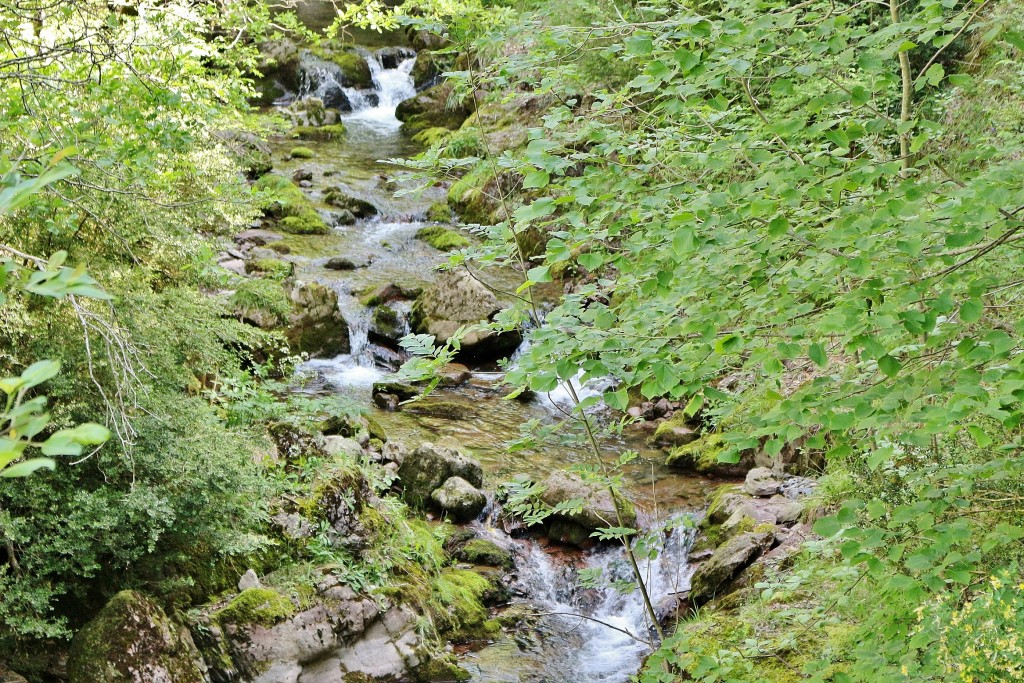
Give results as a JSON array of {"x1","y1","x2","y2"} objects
[{"x1": 464, "y1": 518, "x2": 696, "y2": 683}]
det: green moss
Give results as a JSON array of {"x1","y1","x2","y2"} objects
[
  {"x1": 412, "y1": 127, "x2": 452, "y2": 147},
  {"x1": 289, "y1": 146, "x2": 315, "y2": 159},
  {"x1": 446, "y1": 164, "x2": 501, "y2": 224},
  {"x1": 253, "y1": 174, "x2": 327, "y2": 233},
  {"x1": 213, "y1": 588, "x2": 294, "y2": 627},
  {"x1": 289, "y1": 123, "x2": 347, "y2": 141},
  {"x1": 666, "y1": 432, "x2": 727, "y2": 470},
  {"x1": 230, "y1": 278, "x2": 290, "y2": 326},
  {"x1": 333, "y1": 51, "x2": 373, "y2": 88},
  {"x1": 245, "y1": 258, "x2": 293, "y2": 278},
  {"x1": 426, "y1": 201, "x2": 451, "y2": 223},
  {"x1": 279, "y1": 208, "x2": 330, "y2": 235},
  {"x1": 414, "y1": 655, "x2": 472, "y2": 682},
  {"x1": 364, "y1": 414, "x2": 387, "y2": 442},
  {"x1": 415, "y1": 225, "x2": 470, "y2": 251},
  {"x1": 429, "y1": 569, "x2": 492, "y2": 636},
  {"x1": 458, "y1": 539, "x2": 512, "y2": 568}
]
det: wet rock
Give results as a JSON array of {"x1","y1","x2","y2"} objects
[
  {"x1": 431, "y1": 476, "x2": 487, "y2": 522},
  {"x1": 539, "y1": 470, "x2": 637, "y2": 533},
  {"x1": 324, "y1": 256, "x2": 357, "y2": 270},
  {"x1": 743, "y1": 467, "x2": 782, "y2": 497},
  {"x1": 395, "y1": 82, "x2": 471, "y2": 134},
  {"x1": 193, "y1": 583, "x2": 419, "y2": 683},
  {"x1": 372, "y1": 380, "x2": 420, "y2": 401},
  {"x1": 780, "y1": 475, "x2": 818, "y2": 499},
  {"x1": 67, "y1": 590, "x2": 206, "y2": 683},
  {"x1": 238, "y1": 569, "x2": 261, "y2": 592},
  {"x1": 324, "y1": 187, "x2": 378, "y2": 218},
  {"x1": 369, "y1": 304, "x2": 406, "y2": 345},
  {"x1": 374, "y1": 392, "x2": 400, "y2": 411},
  {"x1": 410, "y1": 269, "x2": 522, "y2": 362},
  {"x1": 689, "y1": 530, "x2": 775, "y2": 605},
  {"x1": 329, "y1": 209, "x2": 357, "y2": 226},
  {"x1": 285, "y1": 281, "x2": 350, "y2": 357},
  {"x1": 291, "y1": 167, "x2": 313, "y2": 182},
  {"x1": 376, "y1": 46, "x2": 415, "y2": 69},
  {"x1": 651, "y1": 412, "x2": 698, "y2": 447},
  {"x1": 360, "y1": 282, "x2": 422, "y2": 307},
  {"x1": 234, "y1": 228, "x2": 284, "y2": 246},
  {"x1": 397, "y1": 442, "x2": 484, "y2": 508},
  {"x1": 281, "y1": 97, "x2": 340, "y2": 127},
  {"x1": 439, "y1": 363, "x2": 472, "y2": 386}
]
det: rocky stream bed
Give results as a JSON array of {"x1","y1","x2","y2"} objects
[{"x1": 45, "y1": 21, "x2": 823, "y2": 683}]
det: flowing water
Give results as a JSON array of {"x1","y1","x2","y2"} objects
[{"x1": 270, "y1": 28, "x2": 713, "y2": 681}]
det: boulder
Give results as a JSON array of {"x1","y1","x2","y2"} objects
[
  {"x1": 395, "y1": 82, "x2": 471, "y2": 134},
  {"x1": 410, "y1": 269, "x2": 521, "y2": 361},
  {"x1": 67, "y1": 590, "x2": 206, "y2": 683},
  {"x1": 688, "y1": 530, "x2": 775, "y2": 605},
  {"x1": 376, "y1": 46, "x2": 415, "y2": 69},
  {"x1": 324, "y1": 257, "x2": 357, "y2": 271},
  {"x1": 397, "y1": 442, "x2": 483, "y2": 507},
  {"x1": 285, "y1": 281, "x2": 350, "y2": 357},
  {"x1": 651, "y1": 412, "x2": 699, "y2": 447},
  {"x1": 238, "y1": 569, "x2": 261, "y2": 592},
  {"x1": 431, "y1": 476, "x2": 487, "y2": 521},
  {"x1": 234, "y1": 229, "x2": 284, "y2": 246},
  {"x1": 539, "y1": 470, "x2": 637, "y2": 532},
  {"x1": 194, "y1": 580, "x2": 421, "y2": 683},
  {"x1": 743, "y1": 467, "x2": 782, "y2": 497},
  {"x1": 324, "y1": 188, "x2": 378, "y2": 219},
  {"x1": 455, "y1": 538, "x2": 513, "y2": 568}
]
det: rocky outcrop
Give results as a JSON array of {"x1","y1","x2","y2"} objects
[
  {"x1": 67, "y1": 590, "x2": 206, "y2": 683},
  {"x1": 431, "y1": 476, "x2": 487, "y2": 521},
  {"x1": 395, "y1": 442, "x2": 487, "y2": 521},
  {"x1": 688, "y1": 529, "x2": 775, "y2": 605},
  {"x1": 194, "y1": 577, "x2": 422, "y2": 683},
  {"x1": 285, "y1": 281, "x2": 350, "y2": 357},
  {"x1": 537, "y1": 471, "x2": 637, "y2": 546},
  {"x1": 395, "y1": 82, "x2": 471, "y2": 134},
  {"x1": 410, "y1": 269, "x2": 521, "y2": 361}
]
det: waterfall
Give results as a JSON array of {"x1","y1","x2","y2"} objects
[{"x1": 465, "y1": 520, "x2": 696, "y2": 683}]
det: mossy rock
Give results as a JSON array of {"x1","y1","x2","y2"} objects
[
  {"x1": 651, "y1": 411, "x2": 698, "y2": 447},
  {"x1": 289, "y1": 146, "x2": 315, "y2": 159},
  {"x1": 396, "y1": 83, "x2": 471, "y2": 134},
  {"x1": 213, "y1": 587, "x2": 295, "y2": 627},
  {"x1": 245, "y1": 257, "x2": 294, "y2": 278},
  {"x1": 429, "y1": 569, "x2": 493, "y2": 637},
  {"x1": 414, "y1": 654, "x2": 471, "y2": 682},
  {"x1": 364, "y1": 414, "x2": 387, "y2": 442},
  {"x1": 667, "y1": 432, "x2": 755, "y2": 476},
  {"x1": 324, "y1": 188, "x2": 379, "y2": 218},
  {"x1": 406, "y1": 400, "x2": 476, "y2": 420},
  {"x1": 333, "y1": 51, "x2": 373, "y2": 88},
  {"x1": 279, "y1": 209, "x2": 330, "y2": 235},
  {"x1": 289, "y1": 123, "x2": 346, "y2": 141},
  {"x1": 446, "y1": 164, "x2": 506, "y2": 225},
  {"x1": 412, "y1": 126, "x2": 451, "y2": 148},
  {"x1": 425, "y1": 201, "x2": 451, "y2": 223},
  {"x1": 67, "y1": 590, "x2": 205, "y2": 683},
  {"x1": 415, "y1": 225, "x2": 470, "y2": 251},
  {"x1": 457, "y1": 539, "x2": 513, "y2": 568}
]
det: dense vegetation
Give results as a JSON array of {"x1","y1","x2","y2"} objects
[
  {"x1": 2, "y1": 0, "x2": 1023, "y2": 680},
  {"x1": 365, "y1": 0, "x2": 1024, "y2": 678}
]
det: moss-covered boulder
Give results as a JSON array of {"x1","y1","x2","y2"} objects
[
  {"x1": 67, "y1": 591, "x2": 205, "y2": 683},
  {"x1": 431, "y1": 476, "x2": 487, "y2": 522},
  {"x1": 425, "y1": 201, "x2": 451, "y2": 223},
  {"x1": 689, "y1": 529, "x2": 775, "y2": 605},
  {"x1": 456, "y1": 538, "x2": 513, "y2": 568},
  {"x1": 415, "y1": 225, "x2": 470, "y2": 251},
  {"x1": 324, "y1": 187, "x2": 379, "y2": 219},
  {"x1": 290, "y1": 123, "x2": 347, "y2": 141},
  {"x1": 289, "y1": 146, "x2": 315, "y2": 159},
  {"x1": 410, "y1": 269, "x2": 522, "y2": 361},
  {"x1": 213, "y1": 587, "x2": 295, "y2": 627},
  {"x1": 396, "y1": 82, "x2": 471, "y2": 134},
  {"x1": 253, "y1": 173, "x2": 330, "y2": 235},
  {"x1": 397, "y1": 442, "x2": 484, "y2": 508},
  {"x1": 285, "y1": 280, "x2": 350, "y2": 357},
  {"x1": 666, "y1": 432, "x2": 756, "y2": 477},
  {"x1": 445, "y1": 164, "x2": 516, "y2": 225}
]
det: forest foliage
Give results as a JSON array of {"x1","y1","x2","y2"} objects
[{"x1": 351, "y1": 0, "x2": 1024, "y2": 678}]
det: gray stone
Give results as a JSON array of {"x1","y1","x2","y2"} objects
[
  {"x1": 410, "y1": 269, "x2": 522, "y2": 361},
  {"x1": 234, "y1": 229, "x2": 283, "y2": 246},
  {"x1": 221, "y1": 259, "x2": 247, "y2": 275},
  {"x1": 285, "y1": 281, "x2": 350, "y2": 357},
  {"x1": 780, "y1": 475, "x2": 818, "y2": 499},
  {"x1": 743, "y1": 467, "x2": 782, "y2": 497},
  {"x1": 238, "y1": 569, "x2": 261, "y2": 592},
  {"x1": 431, "y1": 476, "x2": 487, "y2": 521},
  {"x1": 397, "y1": 442, "x2": 483, "y2": 507},
  {"x1": 539, "y1": 470, "x2": 637, "y2": 532},
  {"x1": 68, "y1": 591, "x2": 206, "y2": 683},
  {"x1": 322, "y1": 436, "x2": 364, "y2": 459},
  {"x1": 689, "y1": 530, "x2": 775, "y2": 604}
]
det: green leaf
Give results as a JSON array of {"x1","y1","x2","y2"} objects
[
  {"x1": 20, "y1": 360, "x2": 60, "y2": 389},
  {"x1": 959, "y1": 299, "x2": 982, "y2": 323},
  {"x1": 808, "y1": 343, "x2": 827, "y2": 368},
  {"x1": 522, "y1": 170, "x2": 550, "y2": 189},
  {"x1": 1, "y1": 458, "x2": 56, "y2": 477},
  {"x1": 878, "y1": 355, "x2": 901, "y2": 377}
]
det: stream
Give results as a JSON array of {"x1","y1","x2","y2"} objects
[{"x1": 268, "y1": 35, "x2": 711, "y2": 683}]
